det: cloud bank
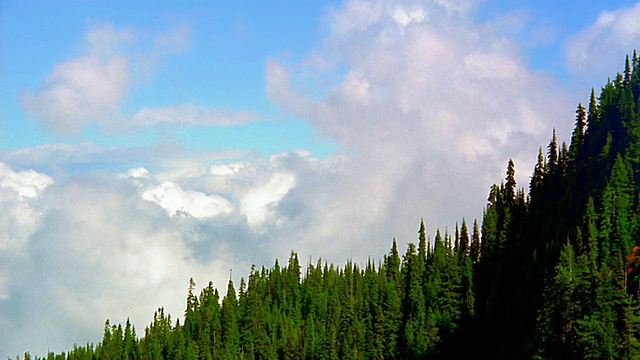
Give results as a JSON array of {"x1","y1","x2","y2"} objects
[{"x1": 3, "y1": 0, "x2": 635, "y2": 358}]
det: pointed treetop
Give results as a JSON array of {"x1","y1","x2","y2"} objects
[
  {"x1": 471, "y1": 219, "x2": 481, "y2": 264},
  {"x1": 587, "y1": 88, "x2": 599, "y2": 126},
  {"x1": 625, "y1": 54, "x2": 632, "y2": 86},
  {"x1": 547, "y1": 128, "x2": 559, "y2": 170},
  {"x1": 418, "y1": 219, "x2": 427, "y2": 259},
  {"x1": 505, "y1": 159, "x2": 517, "y2": 202},
  {"x1": 530, "y1": 147, "x2": 545, "y2": 192},
  {"x1": 458, "y1": 219, "x2": 470, "y2": 259},
  {"x1": 570, "y1": 103, "x2": 587, "y2": 153}
]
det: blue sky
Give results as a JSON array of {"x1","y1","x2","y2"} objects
[
  {"x1": 3, "y1": 0, "x2": 634, "y2": 158},
  {"x1": 3, "y1": 0, "x2": 640, "y2": 357},
  {"x1": 2, "y1": 0, "x2": 339, "y2": 155}
]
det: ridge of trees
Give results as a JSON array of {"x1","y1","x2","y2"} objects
[{"x1": 15, "y1": 51, "x2": 640, "y2": 359}]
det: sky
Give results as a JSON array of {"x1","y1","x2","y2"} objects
[{"x1": 2, "y1": 0, "x2": 640, "y2": 357}]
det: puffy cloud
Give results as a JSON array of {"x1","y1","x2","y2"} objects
[
  {"x1": 20, "y1": 22, "x2": 256, "y2": 136},
  {"x1": 0, "y1": 163, "x2": 53, "y2": 199},
  {"x1": 330, "y1": 0, "x2": 385, "y2": 36},
  {"x1": 21, "y1": 23, "x2": 132, "y2": 136},
  {"x1": 389, "y1": 4, "x2": 426, "y2": 28},
  {"x1": 0, "y1": 150, "x2": 356, "y2": 357},
  {"x1": 0, "y1": 164, "x2": 52, "y2": 302},
  {"x1": 126, "y1": 167, "x2": 234, "y2": 219},
  {"x1": 241, "y1": 171, "x2": 297, "y2": 229},
  {"x1": 0, "y1": 170, "x2": 244, "y2": 357},
  {"x1": 565, "y1": 3, "x2": 640, "y2": 82},
  {"x1": 267, "y1": 0, "x2": 573, "y2": 245},
  {"x1": 5, "y1": 0, "x2": 617, "y2": 357}
]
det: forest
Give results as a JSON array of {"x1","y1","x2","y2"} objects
[{"x1": 14, "y1": 51, "x2": 640, "y2": 359}]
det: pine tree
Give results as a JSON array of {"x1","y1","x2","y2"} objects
[
  {"x1": 184, "y1": 277, "x2": 199, "y2": 341},
  {"x1": 547, "y1": 128, "x2": 559, "y2": 173},
  {"x1": 221, "y1": 279, "x2": 240, "y2": 358},
  {"x1": 382, "y1": 239, "x2": 402, "y2": 359},
  {"x1": 504, "y1": 159, "x2": 517, "y2": 204},
  {"x1": 530, "y1": 148, "x2": 546, "y2": 194},
  {"x1": 401, "y1": 242, "x2": 429, "y2": 358},
  {"x1": 570, "y1": 103, "x2": 587, "y2": 163}
]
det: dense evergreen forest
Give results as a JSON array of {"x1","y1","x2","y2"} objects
[{"x1": 16, "y1": 52, "x2": 640, "y2": 359}]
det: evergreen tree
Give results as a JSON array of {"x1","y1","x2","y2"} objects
[
  {"x1": 401, "y1": 242, "x2": 429, "y2": 358},
  {"x1": 470, "y1": 219, "x2": 481, "y2": 265},
  {"x1": 221, "y1": 279, "x2": 240, "y2": 358},
  {"x1": 570, "y1": 103, "x2": 587, "y2": 163},
  {"x1": 381, "y1": 239, "x2": 402, "y2": 359}
]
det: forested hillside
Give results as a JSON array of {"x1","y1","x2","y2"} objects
[{"x1": 16, "y1": 52, "x2": 640, "y2": 360}]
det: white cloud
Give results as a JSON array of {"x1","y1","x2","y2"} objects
[
  {"x1": 146, "y1": 181, "x2": 232, "y2": 219},
  {"x1": 21, "y1": 22, "x2": 257, "y2": 136},
  {"x1": 241, "y1": 171, "x2": 297, "y2": 229},
  {"x1": 2, "y1": 0, "x2": 604, "y2": 357},
  {"x1": 0, "y1": 163, "x2": 53, "y2": 199},
  {"x1": 267, "y1": 0, "x2": 572, "y2": 245},
  {"x1": 210, "y1": 162, "x2": 245, "y2": 176},
  {"x1": 464, "y1": 52, "x2": 522, "y2": 79},
  {"x1": 565, "y1": 3, "x2": 640, "y2": 82},
  {"x1": 0, "y1": 163, "x2": 52, "y2": 302},
  {"x1": 131, "y1": 104, "x2": 258, "y2": 128},
  {"x1": 389, "y1": 5, "x2": 426, "y2": 28},
  {"x1": 330, "y1": 0, "x2": 385, "y2": 36},
  {"x1": 125, "y1": 167, "x2": 234, "y2": 219},
  {"x1": 0, "y1": 172, "x2": 245, "y2": 357},
  {"x1": 0, "y1": 151, "x2": 353, "y2": 357},
  {"x1": 22, "y1": 23, "x2": 132, "y2": 136}
]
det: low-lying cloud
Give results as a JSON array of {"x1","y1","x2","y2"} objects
[{"x1": 2, "y1": 0, "x2": 635, "y2": 358}]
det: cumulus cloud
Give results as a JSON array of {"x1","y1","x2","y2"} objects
[
  {"x1": 0, "y1": 151, "x2": 349, "y2": 357},
  {"x1": 0, "y1": 163, "x2": 53, "y2": 302},
  {"x1": 21, "y1": 23, "x2": 132, "y2": 136},
  {"x1": 0, "y1": 163, "x2": 53, "y2": 199},
  {"x1": 267, "y1": 0, "x2": 573, "y2": 245},
  {"x1": 8, "y1": 0, "x2": 628, "y2": 357},
  {"x1": 241, "y1": 170, "x2": 297, "y2": 229},
  {"x1": 126, "y1": 167, "x2": 234, "y2": 219},
  {"x1": 566, "y1": 3, "x2": 640, "y2": 82},
  {"x1": 0, "y1": 174, "x2": 241, "y2": 356}
]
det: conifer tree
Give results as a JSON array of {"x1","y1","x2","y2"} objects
[
  {"x1": 470, "y1": 219, "x2": 481, "y2": 265},
  {"x1": 547, "y1": 128, "x2": 559, "y2": 173},
  {"x1": 570, "y1": 103, "x2": 587, "y2": 163},
  {"x1": 382, "y1": 239, "x2": 402, "y2": 359},
  {"x1": 505, "y1": 159, "x2": 517, "y2": 204},
  {"x1": 457, "y1": 219, "x2": 470, "y2": 263},
  {"x1": 401, "y1": 242, "x2": 429, "y2": 358},
  {"x1": 221, "y1": 279, "x2": 240, "y2": 358},
  {"x1": 530, "y1": 148, "x2": 546, "y2": 194}
]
